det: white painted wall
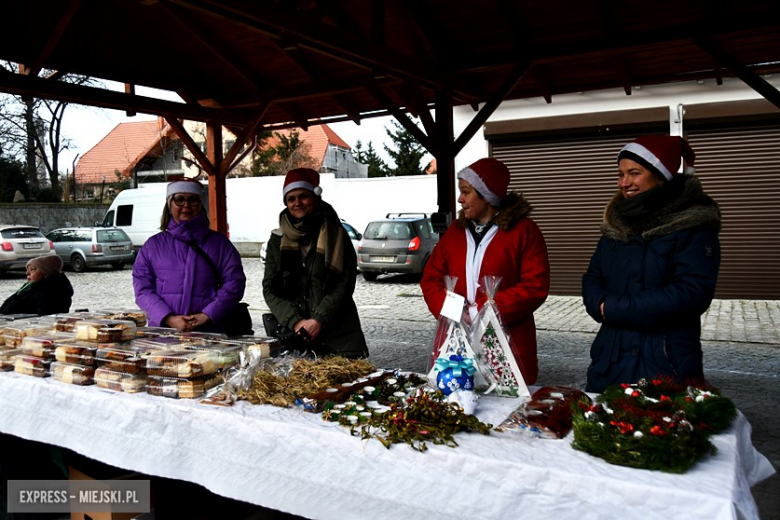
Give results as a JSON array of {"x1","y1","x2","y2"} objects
[{"x1": 453, "y1": 76, "x2": 780, "y2": 169}]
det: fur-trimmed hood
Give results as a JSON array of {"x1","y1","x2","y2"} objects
[
  {"x1": 455, "y1": 192, "x2": 532, "y2": 231},
  {"x1": 602, "y1": 176, "x2": 721, "y2": 242}
]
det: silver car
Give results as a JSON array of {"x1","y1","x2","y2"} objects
[
  {"x1": 0, "y1": 225, "x2": 56, "y2": 275},
  {"x1": 46, "y1": 227, "x2": 134, "y2": 272}
]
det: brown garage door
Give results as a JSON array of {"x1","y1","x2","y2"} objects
[
  {"x1": 687, "y1": 124, "x2": 780, "y2": 299},
  {"x1": 491, "y1": 124, "x2": 780, "y2": 299}
]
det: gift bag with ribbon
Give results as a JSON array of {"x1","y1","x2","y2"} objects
[
  {"x1": 470, "y1": 275, "x2": 530, "y2": 398},
  {"x1": 426, "y1": 276, "x2": 490, "y2": 399}
]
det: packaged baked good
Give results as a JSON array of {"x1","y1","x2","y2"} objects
[
  {"x1": 51, "y1": 362, "x2": 95, "y2": 385},
  {"x1": 135, "y1": 326, "x2": 178, "y2": 339},
  {"x1": 3, "y1": 318, "x2": 58, "y2": 347},
  {"x1": 53, "y1": 340, "x2": 99, "y2": 365},
  {"x1": 132, "y1": 336, "x2": 204, "y2": 350},
  {"x1": 95, "y1": 310, "x2": 148, "y2": 327},
  {"x1": 20, "y1": 333, "x2": 73, "y2": 359},
  {"x1": 74, "y1": 319, "x2": 137, "y2": 342},
  {"x1": 53, "y1": 312, "x2": 110, "y2": 332},
  {"x1": 223, "y1": 336, "x2": 282, "y2": 363},
  {"x1": 13, "y1": 354, "x2": 52, "y2": 377},
  {"x1": 94, "y1": 367, "x2": 146, "y2": 393},
  {"x1": 497, "y1": 386, "x2": 592, "y2": 439},
  {"x1": 95, "y1": 345, "x2": 159, "y2": 373},
  {"x1": 184, "y1": 342, "x2": 242, "y2": 370},
  {"x1": 145, "y1": 350, "x2": 218, "y2": 378},
  {"x1": 0, "y1": 349, "x2": 21, "y2": 371},
  {"x1": 147, "y1": 374, "x2": 220, "y2": 399}
]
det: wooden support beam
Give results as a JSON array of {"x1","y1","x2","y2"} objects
[
  {"x1": 124, "y1": 84, "x2": 137, "y2": 117},
  {"x1": 207, "y1": 123, "x2": 228, "y2": 235},
  {"x1": 696, "y1": 37, "x2": 780, "y2": 110},
  {"x1": 27, "y1": 0, "x2": 83, "y2": 77},
  {"x1": 164, "y1": 117, "x2": 217, "y2": 177},
  {"x1": 223, "y1": 110, "x2": 266, "y2": 171},
  {"x1": 453, "y1": 61, "x2": 531, "y2": 156},
  {"x1": 366, "y1": 83, "x2": 437, "y2": 155},
  {"x1": 434, "y1": 92, "x2": 456, "y2": 217}
]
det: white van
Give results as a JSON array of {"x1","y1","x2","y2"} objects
[{"x1": 100, "y1": 184, "x2": 170, "y2": 252}]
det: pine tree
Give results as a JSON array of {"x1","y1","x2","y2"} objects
[
  {"x1": 354, "y1": 140, "x2": 389, "y2": 178},
  {"x1": 384, "y1": 120, "x2": 426, "y2": 176}
]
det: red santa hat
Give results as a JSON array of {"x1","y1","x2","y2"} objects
[
  {"x1": 282, "y1": 168, "x2": 322, "y2": 201},
  {"x1": 618, "y1": 135, "x2": 696, "y2": 182},
  {"x1": 456, "y1": 158, "x2": 510, "y2": 207}
]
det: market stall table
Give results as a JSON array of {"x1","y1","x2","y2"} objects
[{"x1": 0, "y1": 371, "x2": 773, "y2": 520}]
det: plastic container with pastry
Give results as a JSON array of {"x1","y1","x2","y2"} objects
[
  {"x1": 146, "y1": 374, "x2": 220, "y2": 399},
  {"x1": 74, "y1": 319, "x2": 137, "y2": 342},
  {"x1": 51, "y1": 362, "x2": 96, "y2": 385},
  {"x1": 53, "y1": 340, "x2": 99, "y2": 365},
  {"x1": 13, "y1": 354, "x2": 52, "y2": 377},
  {"x1": 94, "y1": 345, "x2": 159, "y2": 374},
  {"x1": 145, "y1": 349, "x2": 219, "y2": 378},
  {"x1": 94, "y1": 367, "x2": 147, "y2": 393},
  {"x1": 222, "y1": 336, "x2": 282, "y2": 363},
  {"x1": 134, "y1": 326, "x2": 178, "y2": 339},
  {"x1": 53, "y1": 312, "x2": 110, "y2": 332},
  {"x1": 497, "y1": 386, "x2": 592, "y2": 439},
  {"x1": 183, "y1": 342, "x2": 242, "y2": 370},
  {"x1": 132, "y1": 335, "x2": 207, "y2": 350},
  {"x1": 94, "y1": 310, "x2": 148, "y2": 327},
  {"x1": 19, "y1": 333, "x2": 74, "y2": 359},
  {"x1": 3, "y1": 317, "x2": 59, "y2": 348},
  {"x1": 0, "y1": 349, "x2": 21, "y2": 371}
]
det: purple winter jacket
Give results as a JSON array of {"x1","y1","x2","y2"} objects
[{"x1": 132, "y1": 212, "x2": 246, "y2": 329}]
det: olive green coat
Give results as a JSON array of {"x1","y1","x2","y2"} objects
[{"x1": 262, "y1": 226, "x2": 368, "y2": 358}]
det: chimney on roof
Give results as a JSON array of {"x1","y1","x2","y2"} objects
[{"x1": 157, "y1": 116, "x2": 165, "y2": 131}]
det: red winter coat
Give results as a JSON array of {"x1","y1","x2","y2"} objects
[{"x1": 421, "y1": 194, "x2": 550, "y2": 384}]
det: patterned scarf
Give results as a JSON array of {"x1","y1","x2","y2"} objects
[{"x1": 279, "y1": 200, "x2": 346, "y2": 275}]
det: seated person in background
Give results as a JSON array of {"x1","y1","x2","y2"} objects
[{"x1": 0, "y1": 255, "x2": 73, "y2": 315}]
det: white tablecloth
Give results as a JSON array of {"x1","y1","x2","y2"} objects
[{"x1": 0, "y1": 371, "x2": 774, "y2": 520}]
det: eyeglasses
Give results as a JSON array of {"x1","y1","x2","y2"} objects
[{"x1": 172, "y1": 196, "x2": 202, "y2": 207}]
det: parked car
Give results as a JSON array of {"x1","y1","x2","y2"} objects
[
  {"x1": 260, "y1": 219, "x2": 362, "y2": 262},
  {"x1": 0, "y1": 225, "x2": 56, "y2": 275},
  {"x1": 46, "y1": 227, "x2": 134, "y2": 272},
  {"x1": 357, "y1": 213, "x2": 439, "y2": 281}
]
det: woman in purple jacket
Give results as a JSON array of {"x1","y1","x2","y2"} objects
[{"x1": 132, "y1": 179, "x2": 247, "y2": 333}]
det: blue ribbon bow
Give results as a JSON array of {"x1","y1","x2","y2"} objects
[{"x1": 435, "y1": 355, "x2": 476, "y2": 378}]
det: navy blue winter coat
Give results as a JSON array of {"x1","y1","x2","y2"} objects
[{"x1": 582, "y1": 176, "x2": 721, "y2": 393}]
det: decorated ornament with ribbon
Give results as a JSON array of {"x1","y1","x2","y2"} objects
[{"x1": 435, "y1": 355, "x2": 476, "y2": 395}]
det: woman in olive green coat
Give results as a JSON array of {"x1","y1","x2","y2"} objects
[{"x1": 262, "y1": 168, "x2": 368, "y2": 358}]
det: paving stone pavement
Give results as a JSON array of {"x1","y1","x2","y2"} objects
[{"x1": 0, "y1": 258, "x2": 776, "y2": 518}]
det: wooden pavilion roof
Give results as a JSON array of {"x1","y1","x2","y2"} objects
[{"x1": 0, "y1": 0, "x2": 779, "y2": 148}]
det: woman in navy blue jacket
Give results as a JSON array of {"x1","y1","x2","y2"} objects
[{"x1": 582, "y1": 135, "x2": 721, "y2": 393}]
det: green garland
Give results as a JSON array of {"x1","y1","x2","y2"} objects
[
  {"x1": 352, "y1": 389, "x2": 492, "y2": 452},
  {"x1": 571, "y1": 378, "x2": 737, "y2": 473}
]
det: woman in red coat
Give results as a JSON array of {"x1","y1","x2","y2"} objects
[{"x1": 421, "y1": 158, "x2": 550, "y2": 384}]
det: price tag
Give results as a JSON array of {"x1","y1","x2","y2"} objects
[{"x1": 440, "y1": 291, "x2": 465, "y2": 322}]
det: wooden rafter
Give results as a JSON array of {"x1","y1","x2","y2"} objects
[{"x1": 167, "y1": 0, "x2": 483, "y2": 101}]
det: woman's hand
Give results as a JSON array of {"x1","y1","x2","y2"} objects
[
  {"x1": 293, "y1": 318, "x2": 322, "y2": 340},
  {"x1": 164, "y1": 313, "x2": 210, "y2": 331}
]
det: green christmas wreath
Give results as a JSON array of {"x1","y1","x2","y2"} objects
[{"x1": 571, "y1": 378, "x2": 737, "y2": 473}]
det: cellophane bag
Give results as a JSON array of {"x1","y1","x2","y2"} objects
[
  {"x1": 470, "y1": 276, "x2": 530, "y2": 398},
  {"x1": 426, "y1": 276, "x2": 488, "y2": 392}
]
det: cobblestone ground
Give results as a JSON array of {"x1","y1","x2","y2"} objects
[{"x1": 1, "y1": 258, "x2": 777, "y2": 518}]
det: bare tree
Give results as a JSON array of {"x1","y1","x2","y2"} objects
[{"x1": 0, "y1": 62, "x2": 102, "y2": 199}]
